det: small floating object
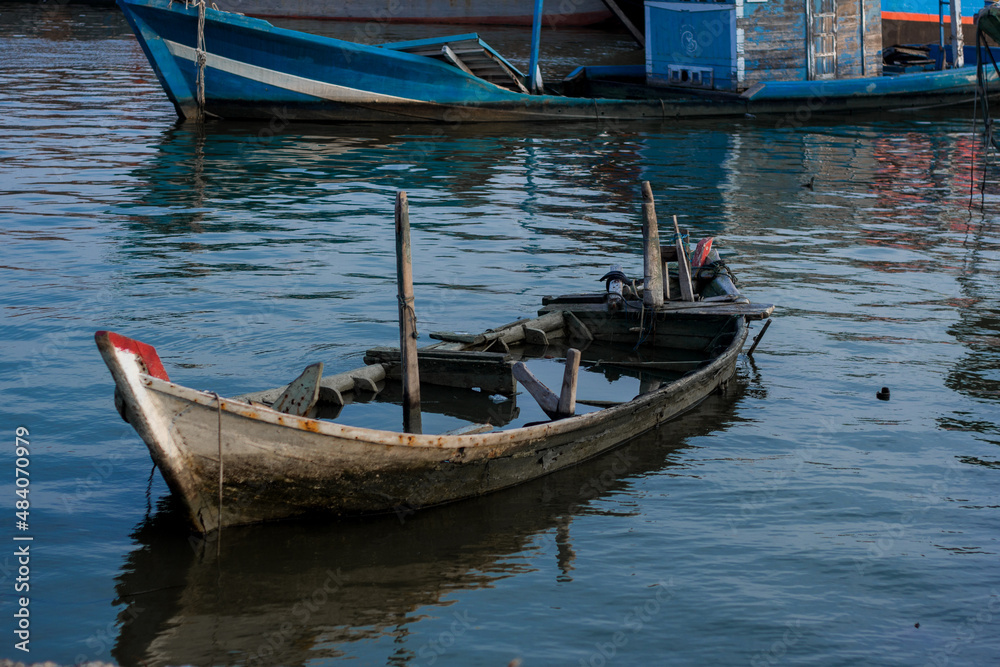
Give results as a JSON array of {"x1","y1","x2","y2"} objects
[
  {"x1": 877, "y1": 386, "x2": 891, "y2": 400},
  {"x1": 802, "y1": 176, "x2": 815, "y2": 190}
]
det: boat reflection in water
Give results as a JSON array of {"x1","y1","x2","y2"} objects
[{"x1": 112, "y1": 377, "x2": 752, "y2": 667}]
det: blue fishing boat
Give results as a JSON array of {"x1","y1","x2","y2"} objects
[{"x1": 118, "y1": 0, "x2": 998, "y2": 123}]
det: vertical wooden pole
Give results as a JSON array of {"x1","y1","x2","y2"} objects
[
  {"x1": 557, "y1": 348, "x2": 581, "y2": 417},
  {"x1": 396, "y1": 191, "x2": 422, "y2": 434},
  {"x1": 641, "y1": 181, "x2": 664, "y2": 309},
  {"x1": 673, "y1": 215, "x2": 695, "y2": 302},
  {"x1": 950, "y1": 0, "x2": 964, "y2": 68},
  {"x1": 662, "y1": 257, "x2": 671, "y2": 301}
]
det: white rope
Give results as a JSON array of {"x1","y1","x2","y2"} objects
[
  {"x1": 195, "y1": 1, "x2": 207, "y2": 122},
  {"x1": 178, "y1": 0, "x2": 208, "y2": 121}
]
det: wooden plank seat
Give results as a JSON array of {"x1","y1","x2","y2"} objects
[{"x1": 381, "y1": 33, "x2": 529, "y2": 93}]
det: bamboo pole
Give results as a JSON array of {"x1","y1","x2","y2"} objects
[
  {"x1": 395, "y1": 191, "x2": 422, "y2": 434},
  {"x1": 673, "y1": 214, "x2": 695, "y2": 302},
  {"x1": 641, "y1": 182, "x2": 664, "y2": 309},
  {"x1": 746, "y1": 318, "x2": 772, "y2": 357}
]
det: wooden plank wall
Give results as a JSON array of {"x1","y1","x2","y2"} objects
[
  {"x1": 740, "y1": 0, "x2": 809, "y2": 86},
  {"x1": 739, "y1": 0, "x2": 882, "y2": 87},
  {"x1": 863, "y1": 0, "x2": 883, "y2": 77},
  {"x1": 834, "y1": 0, "x2": 882, "y2": 77}
]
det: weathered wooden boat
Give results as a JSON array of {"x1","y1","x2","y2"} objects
[
  {"x1": 112, "y1": 388, "x2": 744, "y2": 666},
  {"x1": 97, "y1": 186, "x2": 773, "y2": 533},
  {"x1": 117, "y1": 0, "x2": 999, "y2": 123},
  {"x1": 208, "y1": 0, "x2": 612, "y2": 25}
]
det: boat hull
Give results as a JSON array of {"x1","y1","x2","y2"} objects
[
  {"x1": 210, "y1": 0, "x2": 612, "y2": 25},
  {"x1": 98, "y1": 314, "x2": 747, "y2": 533},
  {"x1": 119, "y1": 0, "x2": 998, "y2": 123}
]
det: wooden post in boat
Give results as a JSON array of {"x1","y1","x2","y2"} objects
[
  {"x1": 557, "y1": 348, "x2": 581, "y2": 417},
  {"x1": 673, "y1": 214, "x2": 695, "y2": 302},
  {"x1": 641, "y1": 181, "x2": 664, "y2": 309},
  {"x1": 395, "y1": 191, "x2": 422, "y2": 434},
  {"x1": 512, "y1": 348, "x2": 582, "y2": 419}
]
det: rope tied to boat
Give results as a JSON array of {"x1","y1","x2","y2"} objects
[
  {"x1": 397, "y1": 294, "x2": 418, "y2": 339},
  {"x1": 194, "y1": 0, "x2": 207, "y2": 121},
  {"x1": 172, "y1": 0, "x2": 209, "y2": 120},
  {"x1": 695, "y1": 259, "x2": 739, "y2": 286}
]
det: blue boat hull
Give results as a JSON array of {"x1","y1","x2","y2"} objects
[{"x1": 119, "y1": 0, "x2": 996, "y2": 123}]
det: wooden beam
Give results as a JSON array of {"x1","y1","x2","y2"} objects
[
  {"x1": 512, "y1": 362, "x2": 559, "y2": 418},
  {"x1": 557, "y1": 348, "x2": 581, "y2": 417},
  {"x1": 479, "y1": 48, "x2": 530, "y2": 93},
  {"x1": 564, "y1": 311, "x2": 594, "y2": 347},
  {"x1": 350, "y1": 374, "x2": 380, "y2": 394},
  {"x1": 396, "y1": 191, "x2": 421, "y2": 434},
  {"x1": 523, "y1": 326, "x2": 549, "y2": 346},
  {"x1": 233, "y1": 363, "x2": 386, "y2": 407},
  {"x1": 490, "y1": 311, "x2": 565, "y2": 345},
  {"x1": 600, "y1": 0, "x2": 645, "y2": 47},
  {"x1": 673, "y1": 215, "x2": 695, "y2": 302},
  {"x1": 642, "y1": 182, "x2": 664, "y2": 309},
  {"x1": 540, "y1": 300, "x2": 774, "y2": 319},
  {"x1": 429, "y1": 331, "x2": 487, "y2": 345},
  {"x1": 746, "y1": 318, "x2": 772, "y2": 357},
  {"x1": 512, "y1": 350, "x2": 580, "y2": 420},
  {"x1": 441, "y1": 44, "x2": 476, "y2": 76}
]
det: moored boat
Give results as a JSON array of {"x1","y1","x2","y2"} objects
[
  {"x1": 96, "y1": 185, "x2": 774, "y2": 533},
  {"x1": 116, "y1": 0, "x2": 1000, "y2": 123}
]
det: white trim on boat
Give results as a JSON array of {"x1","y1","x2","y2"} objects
[{"x1": 164, "y1": 40, "x2": 425, "y2": 104}]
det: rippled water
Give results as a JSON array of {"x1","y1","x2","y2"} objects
[{"x1": 1, "y1": 4, "x2": 999, "y2": 666}]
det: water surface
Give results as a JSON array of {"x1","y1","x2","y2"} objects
[{"x1": 1, "y1": 5, "x2": 998, "y2": 666}]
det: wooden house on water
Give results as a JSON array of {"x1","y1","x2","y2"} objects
[{"x1": 644, "y1": 0, "x2": 884, "y2": 91}]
